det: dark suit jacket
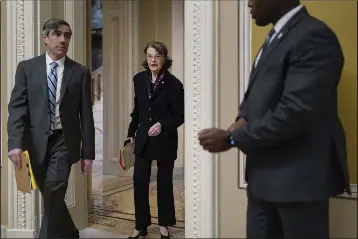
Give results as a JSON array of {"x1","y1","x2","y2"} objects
[
  {"x1": 232, "y1": 7, "x2": 350, "y2": 202},
  {"x1": 7, "y1": 54, "x2": 95, "y2": 164},
  {"x1": 127, "y1": 70, "x2": 184, "y2": 161}
]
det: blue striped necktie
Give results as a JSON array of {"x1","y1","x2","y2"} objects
[{"x1": 48, "y1": 62, "x2": 58, "y2": 131}]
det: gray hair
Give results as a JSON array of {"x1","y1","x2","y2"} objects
[{"x1": 42, "y1": 18, "x2": 71, "y2": 36}]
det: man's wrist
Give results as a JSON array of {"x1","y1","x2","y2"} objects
[
  {"x1": 227, "y1": 132, "x2": 235, "y2": 147},
  {"x1": 237, "y1": 115, "x2": 247, "y2": 121}
]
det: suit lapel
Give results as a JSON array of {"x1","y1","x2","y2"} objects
[
  {"x1": 59, "y1": 56, "x2": 74, "y2": 105},
  {"x1": 37, "y1": 54, "x2": 48, "y2": 99},
  {"x1": 149, "y1": 70, "x2": 167, "y2": 102},
  {"x1": 245, "y1": 7, "x2": 308, "y2": 98},
  {"x1": 247, "y1": 34, "x2": 284, "y2": 90},
  {"x1": 143, "y1": 70, "x2": 151, "y2": 103}
]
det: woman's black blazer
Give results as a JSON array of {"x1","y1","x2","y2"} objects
[{"x1": 127, "y1": 70, "x2": 184, "y2": 161}]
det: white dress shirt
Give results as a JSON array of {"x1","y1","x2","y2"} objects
[
  {"x1": 46, "y1": 52, "x2": 65, "y2": 130},
  {"x1": 254, "y1": 5, "x2": 304, "y2": 67}
]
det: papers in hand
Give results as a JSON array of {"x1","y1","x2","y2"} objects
[
  {"x1": 13, "y1": 151, "x2": 37, "y2": 193},
  {"x1": 119, "y1": 141, "x2": 135, "y2": 171}
]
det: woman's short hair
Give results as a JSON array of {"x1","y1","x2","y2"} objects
[{"x1": 142, "y1": 41, "x2": 173, "y2": 70}]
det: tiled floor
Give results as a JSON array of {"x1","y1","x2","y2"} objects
[{"x1": 80, "y1": 227, "x2": 127, "y2": 238}]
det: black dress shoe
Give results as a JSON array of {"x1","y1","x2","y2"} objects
[
  {"x1": 160, "y1": 227, "x2": 170, "y2": 238},
  {"x1": 127, "y1": 228, "x2": 148, "y2": 239}
]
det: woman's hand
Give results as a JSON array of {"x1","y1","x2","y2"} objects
[
  {"x1": 128, "y1": 137, "x2": 134, "y2": 143},
  {"x1": 148, "y1": 122, "x2": 161, "y2": 136}
]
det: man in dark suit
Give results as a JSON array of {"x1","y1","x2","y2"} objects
[
  {"x1": 7, "y1": 18, "x2": 95, "y2": 238},
  {"x1": 198, "y1": 0, "x2": 350, "y2": 238}
]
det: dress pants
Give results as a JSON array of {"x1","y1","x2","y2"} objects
[
  {"x1": 246, "y1": 188, "x2": 329, "y2": 239},
  {"x1": 31, "y1": 130, "x2": 78, "y2": 239},
  {"x1": 133, "y1": 155, "x2": 176, "y2": 230}
]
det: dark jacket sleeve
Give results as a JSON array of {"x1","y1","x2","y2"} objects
[
  {"x1": 235, "y1": 99, "x2": 248, "y2": 121},
  {"x1": 232, "y1": 27, "x2": 344, "y2": 153},
  {"x1": 80, "y1": 68, "x2": 95, "y2": 160},
  {"x1": 159, "y1": 80, "x2": 184, "y2": 132},
  {"x1": 7, "y1": 61, "x2": 28, "y2": 151},
  {"x1": 127, "y1": 77, "x2": 139, "y2": 138}
]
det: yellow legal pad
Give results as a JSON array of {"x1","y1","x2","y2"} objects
[{"x1": 14, "y1": 151, "x2": 37, "y2": 193}]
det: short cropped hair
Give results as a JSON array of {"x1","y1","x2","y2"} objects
[{"x1": 42, "y1": 18, "x2": 71, "y2": 36}]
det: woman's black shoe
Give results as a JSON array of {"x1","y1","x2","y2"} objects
[
  {"x1": 127, "y1": 228, "x2": 148, "y2": 239},
  {"x1": 160, "y1": 227, "x2": 170, "y2": 238}
]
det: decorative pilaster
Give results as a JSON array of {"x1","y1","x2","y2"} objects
[
  {"x1": 4, "y1": 0, "x2": 40, "y2": 237},
  {"x1": 184, "y1": 1, "x2": 218, "y2": 237},
  {"x1": 171, "y1": 0, "x2": 185, "y2": 168},
  {"x1": 16, "y1": 0, "x2": 27, "y2": 229}
]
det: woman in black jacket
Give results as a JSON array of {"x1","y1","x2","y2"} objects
[{"x1": 127, "y1": 41, "x2": 184, "y2": 239}]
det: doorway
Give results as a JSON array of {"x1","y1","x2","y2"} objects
[{"x1": 87, "y1": 0, "x2": 185, "y2": 237}]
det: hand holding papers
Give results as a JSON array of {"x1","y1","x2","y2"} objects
[
  {"x1": 13, "y1": 151, "x2": 37, "y2": 193},
  {"x1": 119, "y1": 139, "x2": 135, "y2": 171}
]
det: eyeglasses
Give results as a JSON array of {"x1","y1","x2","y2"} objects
[{"x1": 146, "y1": 54, "x2": 163, "y2": 61}]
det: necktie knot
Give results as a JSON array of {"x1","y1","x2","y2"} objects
[
  {"x1": 50, "y1": 62, "x2": 58, "y2": 68},
  {"x1": 268, "y1": 28, "x2": 276, "y2": 38},
  {"x1": 260, "y1": 28, "x2": 276, "y2": 52},
  {"x1": 253, "y1": 28, "x2": 277, "y2": 68},
  {"x1": 264, "y1": 28, "x2": 276, "y2": 44}
]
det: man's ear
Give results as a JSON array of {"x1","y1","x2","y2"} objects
[{"x1": 42, "y1": 34, "x2": 48, "y2": 46}]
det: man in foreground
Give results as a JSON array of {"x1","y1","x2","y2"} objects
[
  {"x1": 8, "y1": 18, "x2": 95, "y2": 238},
  {"x1": 198, "y1": 0, "x2": 350, "y2": 238}
]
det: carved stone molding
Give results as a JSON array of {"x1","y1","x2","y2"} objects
[
  {"x1": 191, "y1": 1, "x2": 202, "y2": 237},
  {"x1": 16, "y1": 0, "x2": 27, "y2": 230},
  {"x1": 184, "y1": 1, "x2": 217, "y2": 237},
  {"x1": 16, "y1": 0, "x2": 25, "y2": 62},
  {"x1": 4, "y1": 0, "x2": 41, "y2": 237},
  {"x1": 0, "y1": 0, "x2": 34, "y2": 238}
]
